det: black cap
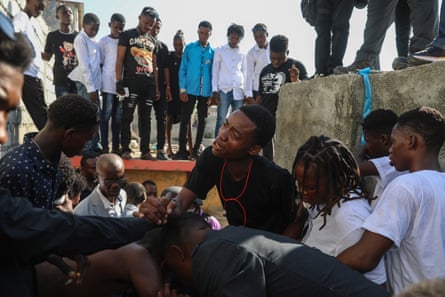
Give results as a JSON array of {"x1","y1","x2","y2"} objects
[
  {"x1": 0, "y1": 12, "x2": 15, "y2": 40},
  {"x1": 140, "y1": 6, "x2": 158, "y2": 18}
]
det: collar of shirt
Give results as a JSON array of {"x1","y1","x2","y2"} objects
[{"x1": 96, "y1": 186, "x2": 124, "y2": 217}]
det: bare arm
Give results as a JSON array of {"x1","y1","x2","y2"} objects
[
  {"x1": 115, "y1": 45, "x2": 126, "y2": 82},
  {"x1": 337, "y1": 230, "x2": 393, "y2": 272},
  {"x1": 41, "y1": 52, "x2": 52, "y2": 61},
  {"x1": 359, "y1": 160, "x2": 379, "y2": 177}
]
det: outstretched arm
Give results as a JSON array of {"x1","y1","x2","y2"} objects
[{"x1": 337, "y1": 230, "x2": 393, "y2": 272}]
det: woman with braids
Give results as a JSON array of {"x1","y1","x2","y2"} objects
[{"x1": 293, "y1": 135, "x2": 386, "y2": 285}]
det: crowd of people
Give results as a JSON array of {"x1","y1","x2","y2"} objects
[{"x1": 1, "y1": 0, "x2": 445, "y2": 297}]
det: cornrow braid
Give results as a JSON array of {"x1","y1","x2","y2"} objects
[{"x1": 292, "y1": 135, "x2": 370, "y2": 230}]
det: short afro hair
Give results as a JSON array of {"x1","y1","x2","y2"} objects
[
  {"x1": 397, "y1": 106, "x2": 445, "y2": 151},
  {"x1": 47, "y1": 94, "x2": 99, "y2": 131},
  {"x1": 362, "y1": 109, "x2": 398, "y2": 136},
  {"x1": 270, "y1": 35, "x2": 288, "y2": 53},
  {"x1": 227, "y1": 23, "x2": 244, "y2": 39},
  {"x1": 239, "y1": 104, "x2": 275, "y2": 147},
  {"x1": 110, "y1": 13, "x2": 125, "y2": 24}
]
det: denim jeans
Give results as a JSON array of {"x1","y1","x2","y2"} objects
[
  {"x1": 74, "y1": 81, "x2": 101, "y2": 152},
  {"x1": 100, "y1": 92, "x2": 122, "y2": 152},
  {"x1": 215, "y1": 90, "x2": 243, "y2": 137},
  {"x1": 433, "y1": 0, "x2": 445, "y2": 49}
]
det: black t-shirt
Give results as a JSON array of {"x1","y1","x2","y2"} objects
[
  {"x1": 192, "y1": 226, "x2": 391, "y2": 297},
  {"x1": 258, "y1": 57, "x2": 307, "y2": 115},
  {"x1": 44, "y1": 30, "x2": 78, "y2": 86},
  {"x1": 184, "y1": 147, "x2": 294, "y2": 234},
  {"x1": 118, "y1": 29, "x2": 157, "y2": 79}
]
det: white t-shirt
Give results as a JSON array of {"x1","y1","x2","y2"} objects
[
  {"x1": 363, "y1": 170, "x2": 445, "y2": 294},
  {"x1": 99, "y1": 35, "x2": 118, "y2": 94},
  {"x1": 369, "y1": 156, "x2": 406, "y2": 209},
  {"x1": 68, "y1": 31, "x2": 101, "y2": 93},
  {"x1": 13, "y1": 11, "x2": 43, "y2": 77},
  {"x1": 302, "y1": 195, "x2": 387, "y2": 284}
]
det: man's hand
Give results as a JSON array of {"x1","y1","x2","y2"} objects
[
  {"x1": 135, "y1": 196, "x2": 176, "y2": 224},
  {"x1": 89, "y1": 92, "x2": 98, "y2": 104},
  {"x1": 244, "y1": 97, "x2": 257, "y2": 105},
  {"x1": 212, "y1": 91, "x2": 220, "y2": 106},
  {"x1": 116, "y1": 80, "x2": 125, "y2": 96},
  {"x1": 179, "y1": 92, "x2": 188, "y2": 103},
  {"x1": 165, "y1": 86, "x2": 172, "y2": 102}
]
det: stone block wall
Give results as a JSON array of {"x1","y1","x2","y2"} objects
[{"x1": 276, "y1": 62, "x2": 445, "y2": 172}]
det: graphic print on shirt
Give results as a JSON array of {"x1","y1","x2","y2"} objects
[
  {"x1": 59, "y1": 41, "x2": 77, "y2": 71},
  {"x1": 129, "y1": 35, "x2": 156, "y2": 75},
  {"x1": 261, "y1": 71, "x2": 286, "y2": 94}
]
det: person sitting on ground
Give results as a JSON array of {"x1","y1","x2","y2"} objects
[
  {"x1": 292, "y1": 135, "x2": 386, "y2": 285},
  {"x1": 0, "y1": 18, "x2": 158, "y2": 297},
  {"x1": 139, "y1": 105, "x2": 299, "y2": 238},
  {"x1": 158, "y1": 213, "x2": 390, "y2": 297},
  {"x1": 74, "y1": 153, "x2": 127, "y2": 217},
  {"x1": 0, "y1": 94, "x2": 100, "y2": 209},
  {"x1": 358, "y1": 108, "x2": 406, "y2": 208},
  {"x1": 337, "y1": 106, "x2": 445, "y2": 294},
  {"x1": 124, "y1": 181, "x2": 146, "y2": 217}
]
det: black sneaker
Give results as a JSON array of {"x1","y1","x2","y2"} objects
[
  {"x1": 172, "y1": 150, "x2": 189, "y2": 160},
  {"x1": 392, "y1": 56, "x2": 409, "y2": 70},
  {"x1": 156, "y1": 150, "x2": 169, "y2": 160},
  {"x1": 121, "y1": 151, "x2": 132, "y2": 160},
  {"x1": 333, "y1": 60, "x2": 373, "y2": 75},
  {"x1": 141, "y1": 152, "x2": 156, "y2": 161},
  {"x1": 411, "y1": 45, "x2": 445, "y2": 63},
  {"x1": 189, "y1": 148, "x2": 200, "y2": 160}
]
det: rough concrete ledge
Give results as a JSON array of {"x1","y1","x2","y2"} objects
[{"x1": 276, "y1": 62, "x2": 445, "y2": 171}]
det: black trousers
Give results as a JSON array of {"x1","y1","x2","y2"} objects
[{"x1": 22, "y1": 75, "x2": 47, "y2": 130}]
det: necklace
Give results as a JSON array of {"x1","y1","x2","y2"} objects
[{"x1": 219, "y1": 159, "x2": 253, "y2": 226}]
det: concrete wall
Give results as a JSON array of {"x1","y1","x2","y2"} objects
[{"x1": 275, "y1": 62, "x2": 445, "y2": 172}]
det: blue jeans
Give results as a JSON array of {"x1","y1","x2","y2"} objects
[
  {"x1": 100, "y1": 92, "x2": 122, "y2": 152},
  {"x1": 75, "y1": 81, "x2": 102, "y2": 152},
  {"x1": 215, "y1": 90, "x2": 243, "y2": 137},
  {"x1": 433, "y1": 0, "x2": 445, "y2": 49}
]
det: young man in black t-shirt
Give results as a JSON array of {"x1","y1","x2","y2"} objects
[
  {"x1": 139, "y1": 104, "x2": 300, "y2": 237},
  {"x1": 42, "y1": 5, "x2": 78, "y2": 98},
  {"x1": 256, "y1": 34, "x2": 307, "y2": 161},
  {"x1": 116, "y1": 7, "x2": 159, "y2": 160}
]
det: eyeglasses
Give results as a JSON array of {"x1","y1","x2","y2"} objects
[{"x1": 0, "y1": 12, "x2": 15, "y2": 40}]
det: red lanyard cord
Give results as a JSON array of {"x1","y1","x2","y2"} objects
[{"x1": 219, "y1": 159, "x2": 253, "y2": 226}]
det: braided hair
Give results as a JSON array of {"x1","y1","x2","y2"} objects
[{"x1": 291, "y1": 135, "x2": 370, "y2": 230}]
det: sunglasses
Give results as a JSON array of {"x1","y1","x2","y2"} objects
[{"x1": 0, "y1": 12, "x2": 15, "y2": 40}]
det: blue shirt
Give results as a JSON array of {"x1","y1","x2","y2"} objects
[
  {"x1": 179, "y1": 40, "x2": 214, "y2": 97},
  {"x1": 0, "y1": 132, "x2": 61, "y2": 209}
]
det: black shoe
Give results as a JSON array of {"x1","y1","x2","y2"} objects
[
  {"x1": 121, "y1": 151, "x2": 132, "y2": 160},
  {"x1": 172, "y1": 150, "x2": 189, "y2": 160},
  {"x1": 141, "y1": 152, "x2": 156, "y2": 160},
  {"x1": 189, "y1": 149, "x2": 200, "y2": 160},
  {"x1": 333, "y1": 60, "x2": 373, "y2": 75},
  {"x1": 156, "y1": 150, "x2": 169, "y2": 160},
  {"x1": 410, "y1": 45, "x2": 445, "y2": 63},
  {"x1": 392, "y1": 56, "x2": 409, "y2": 70}
]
